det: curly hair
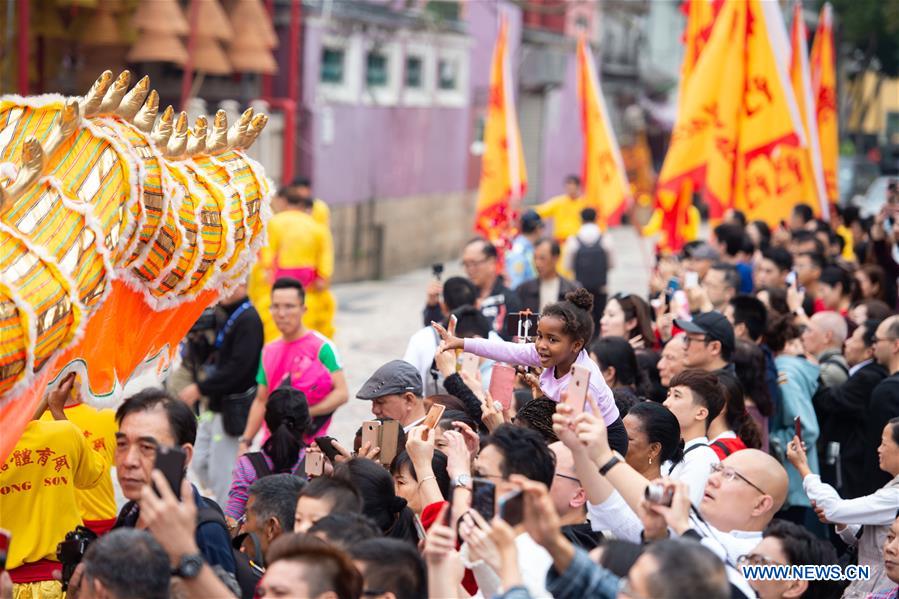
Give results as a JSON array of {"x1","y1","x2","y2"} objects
[
  {"x1": 542, "y1": 288, "x2": 595, "y2": 346},
  {"x1": 514, "y1": 397, "x2": 559, "y2": 444}
]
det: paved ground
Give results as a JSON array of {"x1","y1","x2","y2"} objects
[{"x1": 327, "y1": 225, "x2": 655, "y2": 444}]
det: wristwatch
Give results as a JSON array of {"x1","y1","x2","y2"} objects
[
  {"x1": 173, "y1": 552, "x2": 204, "y2": 579},
  {"x1": 599, "y1": 454, "x2": 622, "y2": 476},
  {"x1": 451, "y1": 473, "x2": 472, "y2": 491}
]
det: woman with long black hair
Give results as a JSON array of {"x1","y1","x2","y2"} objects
[{"x1": 225, "y1": 381, "x2": 310, "y2": 524}]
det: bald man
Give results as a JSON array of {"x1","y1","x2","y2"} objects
[
  {"x1": 645, "y1": 450, "x2": 787, "y2": 560},
  {"x1": 801, "y1": 311, "x2": 849, "y2": 389},
  {"x1": 637, "y1": 450, "x2": 788, "y2": 599}
]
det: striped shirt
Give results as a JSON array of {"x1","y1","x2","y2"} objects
[{"x1": 224, "y1": 450, "x2": 304, "y2": 520}]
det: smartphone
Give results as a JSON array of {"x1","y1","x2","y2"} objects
[
  {"x1": 153, "y1": 445, "x2": 186, "y2": 499},
  {"x1": 471, "y1": 478, "x2": 496, "y2": 521},
  {"x1": 432, "y1": 263, "x2": 444, "y2": 281},
  {"x1": 794, "y1": 416, "x2": 802, "y2": 444},
  {"x1": 448, "y1": 314, "x2": 458, "y2": 337},
  {"x1": 684, "y1": 271, "x2": 699, "y2": 289},
  {"x1": 423, "y1": 404, "x2": 446, "y2": 429},
  {"x1": 567, "y1": 364, "x2": 591, "y2": 416},
  {"x1": 460, "y1": 352, "x2": 480, "y2": 377},
  {"x1": 0, "y1": 528, "x2": 9, "y2": 573},
  {"x1": 489, "y1": 363, "x2": 517, "y2": 410},
  {"x1": 498, "y1": 490, "x2": 524, "y2": 527},
  {"x1": 314, "y1": 436, "x2": 341, "y2": 463},
  {"x1": 305, "y1": 451, "x2": 324, "y2": 477},
  {"x1": 361, "y1": 420, "x2": 381, "y2": 453},
  {"x1": 413, "y1": 514, "x2": 427, "y2": 541},
  {"x1": 378, "y1": 419, "x2": 400, "y2": 465},
  {"x1": 671, "y1": 289, "x2": 691, "y2": 320},
  {"x1": 786, "y1": 270, "x2": 797, "y2": 287}
]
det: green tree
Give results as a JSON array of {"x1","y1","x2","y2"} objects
[{"x1": 825, "y1": 0, "x2": 899, "y2": 134}]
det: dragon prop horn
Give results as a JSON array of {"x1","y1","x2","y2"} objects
[{"x1": 0, "y1": 71, "x2": 273, "y2": 463}]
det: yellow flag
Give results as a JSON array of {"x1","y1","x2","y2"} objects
[
  {"x1": 474, "y1": 17, "x2": 528, "y2": 247},
  {"x1": 679, "y1": 0, "x2": 723, "y2": 95},
  {"x1": 577, "y1": 36, "x2": 632, "y2": 228},
  {"x1": 732, "y1": 0, "x2": 808, "y2": 225},
  {"x1": 810, "y1": 2, "x2": 838, "y2": 204},
  {"x1": 653, "y1": 0, "x2": 721, "y2": 252},
  {"x1": 657, "y1": 0, "x2": 745, "y2": 219}
]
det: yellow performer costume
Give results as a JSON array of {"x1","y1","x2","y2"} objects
[
  {"x1": 311, "y1": 197, "x2": 330, "y2": 227},
  {"x1": 536, "y1": 193, "x2": 596, "y2": 243},
  {"x1": 250, "y1": 207, "x2": 336, "y2": 340},
  {"x1": 536, "y1": 193, "x2": 597, "y2": 279}
]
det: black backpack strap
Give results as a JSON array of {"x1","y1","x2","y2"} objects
[
  {"x1": 232, "y1": 532, "x2": 265, "y2": 566},
  {"x1": 245, "y1": 452, "x2": 272, "y2": 478},
  {"x1": 711, "y1": 440, "x2": 733, "y2": 457}
]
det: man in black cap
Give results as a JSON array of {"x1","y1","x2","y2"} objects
[
  {"x1": 675, "y1": 311, "x2": 736, "y2": 375},
  {"x1": 357, "y1": 360, "x2": 426, "y2": 432}
]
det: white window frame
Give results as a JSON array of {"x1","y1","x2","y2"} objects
[
  {"x1": 434, "y1": 44, "x2": 469, "y2": 108},
  {"x1": 319, "y1": 33, "x2": 362, "y2": 105},
  {"x1": 400, "y1": 39, "x2": 436, "y2": 107},
  {"x1": 360, "y1": 38, "x2": 401, "y2": 106}
]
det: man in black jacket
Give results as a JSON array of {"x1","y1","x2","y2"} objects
[
  {"x1": 515, "y1": 239, "x2": 580, "y2": 313},
  {"x1": 423, "y1": 237, "x2": 521, "y2": 339},
  {"x1": 867, "y1": 315, "x2": 899, "y2": 495},
  {"x1": 178, "y1": 283, "x2": 264, "y2": 503},
  {"x1": 813, "y1": 319, "x2": 888, "y2": 498}
]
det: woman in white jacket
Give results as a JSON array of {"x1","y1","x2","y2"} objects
[{"x1": 786, "y1": 417, "x2": 899, "y2": 598}]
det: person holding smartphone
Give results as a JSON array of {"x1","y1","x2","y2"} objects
[
  {"x1": 225, "y1": 382, "x2": 310, "y2": 524},
  {"x1": 435, "y1": 289, "x2": 627, "y2": 454},
  {"x1": 112, "y1": 388, "x2": 237, "y2": 579}
]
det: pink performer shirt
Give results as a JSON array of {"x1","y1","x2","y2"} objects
[{"x1": 463, "y1": 337, "x2": 620, "y2": 426}]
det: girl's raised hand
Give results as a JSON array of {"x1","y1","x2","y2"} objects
[{"x1": 432, "y1": 322, "x2": 464, "y2": 351}]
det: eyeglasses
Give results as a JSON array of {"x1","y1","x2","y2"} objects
[
  {"x1": 462, "y1": 257, "x2": 491, "y2": 269},
  {"x1": 709, "y1": 463, "x2": 767, "y2": 495},
  {"x1": 555, "y1": 473, "x2": 580, "y2": 484},
  {"x1": 269, "y1": 304, "x2": 302, "y2": 313},
  {"x1": 737, "y1": 553, "x2": 786, "y2": 567},
  {"x1": 684, "y1": 334, "x2": 710, "y2": 347}
]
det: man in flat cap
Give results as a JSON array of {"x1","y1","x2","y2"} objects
[{"x1": 357, "y1": 360, "x2": 427, "y2": 432}]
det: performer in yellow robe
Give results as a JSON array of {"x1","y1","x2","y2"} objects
[
  {"x1": 250, "y1": 186, "x2": 336, "y2": 341},
  {"x1": 536, "y1": 175, "x2": 597, "y2": 243}
]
